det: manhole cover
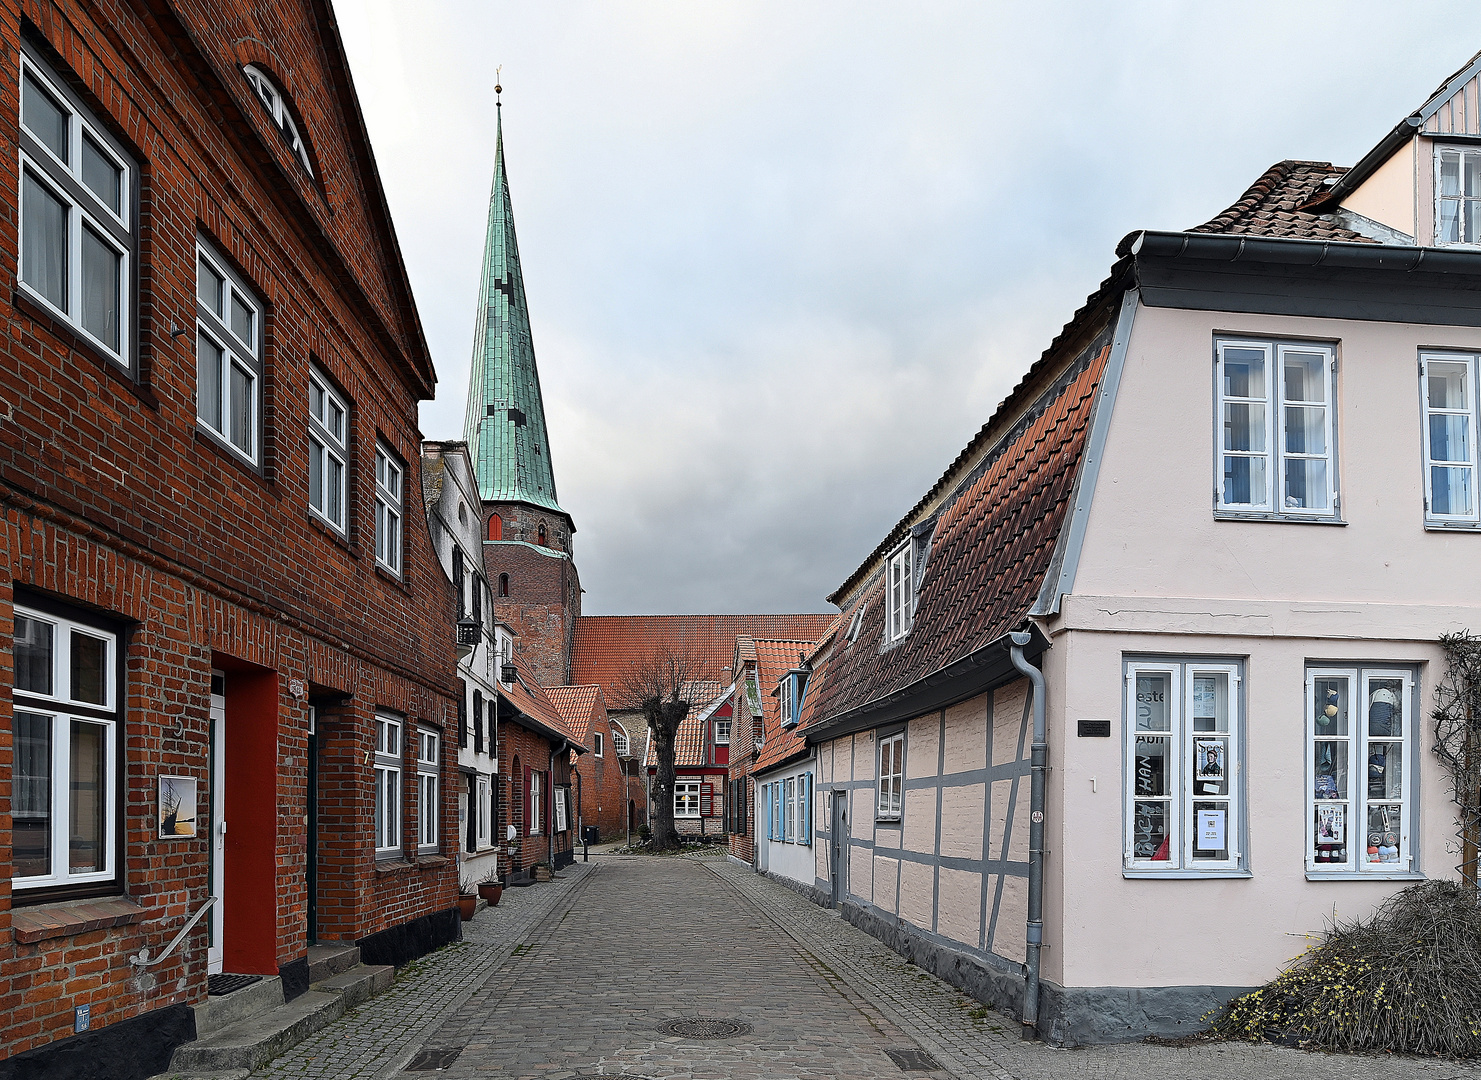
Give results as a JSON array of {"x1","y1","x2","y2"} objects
[
  {"x1": 885, "y1": 1048, "x2": 941, "y2": 1071},
  {"x1": 655, "y1": 1016, "x2": 753, "y2": 1039},
  {"x1": 405, "y1": 1047, "x2": 463, "y2": 1071},
  {"x1": 206, "y1": 973, "x2": 262, "y2": 996}
]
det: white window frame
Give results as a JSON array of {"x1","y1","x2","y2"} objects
[
  {"x1": 416, "y1": 726, "x2": 438, "y2": 853},
  {"x1": 780, "y1": 676, "x2": 794, "y2": 727},
  {"x1": 674, "y1": 779, "x2": 702, "y2": 819},
  {"x1": 308, "y1": 369, "x2": 349, "y2": 532},
  {"x1": 528, "y1": 769, "x2": 543, "y2": 836},
  {"x1": 475, "y1": 775, "x2": 492, "y2": 849},
  {"x1": 1123, "y1": 658, "x2": 1244, "y2": 876},
  {"x1": 876, "y1": 731, "x2": 904, "y2": 821},
  {"x1": 374, "y1": 714, "x2": 402, "y2": 858},
  {"x1": 375, "y1": 442, "x2": 404, "y2": 576},
  {"x1": 846, "y1": 602, "x2": 868, "y2": 644},
  {"x1": 11, "y1": 605, "x2": 118, "y2": 891},
  {"x1": 243, "y1": 64, "x2": 313, "y2": 176},
  {"x1": 886, "y1": 543, "x2": 914, "y2": 641},
  {"x1": 1421, "y1": 351, "x2": 1481, "y2": 526},
  {"x1": 594, "y1": 731, "x2": 603, "y2": 758},
  {"x1": 714, "y1": 718, "x2": 730, "y2": 746},
  {"x1": 1306, "y1": 666, "x2": 1417, "y2": 877},
  {"x1": 196, "y1": 241, "x2": 263, "y2": 464},
  {"x1": 1215, "y1": 338, "x2": 1338, "y2": 520},
  {"x1": 783, "y1": 777, "x2": 797, "y2": 842},
  {"x1": 17, "y1": 48, "x2": 133, "y2": 368},
  {"x1": 611, "y1": 724, "x2": 629, "y2": 756},
  {"x1": 1436, "y1": 146, "x2": 1481, "y2": 247}
]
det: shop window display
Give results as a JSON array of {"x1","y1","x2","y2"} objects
[{"x1": 1307, "y1": 667, "x2": 1414, "y2": 874}]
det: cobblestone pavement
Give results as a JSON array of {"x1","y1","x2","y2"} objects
[{"x1": 252, "y1": 854, "x2": 1481, "y2": 1080}]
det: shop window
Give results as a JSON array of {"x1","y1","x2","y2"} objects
[
  {"x1": 18, "y1": 45, "x2": 135, "y2": 368},
  {"x1": 12, "y1": 605, "x2": 118, "y2": 893},
  {"x1": 1216, "y1": 338, "x2": 1338, "y2": 519},
  {"x1": 876, "y1": 731, "x2": 904, "y2": 821},
  {"x1": 375, "y1": 442, "x2": 404, "y2": 576},
  {"x1": 373, "y1": 714, "x2": 402, "y2": 857},
  {"x1": 197, "y1": 241, "x2": 263, "y2": 464},
  {"x1": 1124, "y1": 658, "x2": 1244, "y2": 875},
  {"x1": 1421, "y1": 351, "x2": 1481, "y2": 525},
  {"x1": 308, "y1": 369, "x2": 348, "y2": 530},
  {"x1": 1307, "y1": 666, "x2": 1416, "y2": 875},
  {"x1": 416, "y1": 727, "x2": 439, "y2": 853},
  {"x1": 675, "y1": 779, "x2": 702, "y2": 818}
]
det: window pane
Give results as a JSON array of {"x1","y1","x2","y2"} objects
[
  {"x1": 15, "y1": 615, "x2": 54, "y2": 696},
  {"x1": 1466, "y1": 155, "x2": 1481, "y2": 198},
  {"x1": 70, "y1": 630, "x2": 107, "y2": 705},
  {"x1": 1441, "y1": 198, "x2": 1462, "y2": 244},
  {"x1": 1133, "y1": 674, "x2": 1170, "y2": 731},
  {"x1": 22, "y1": 74, "x2": 69, "y2": 160},
  {"x1": 1368, "y1": 679, "x2": 1403, "y2": 738},
  {"x1": 22, "y1": 171, "x2": 68, "y2": 309},
  {"x1": 1283, "y1": 353, "x2": 1327, "y2": 404},
  {"x1": 229, "y1": 362, "x2": 253, "y2": 454},
  {"x1": 70, "y1": 720, "x2": 105, "y2": 874},
  {"x1": 80, "y1": 224, "x2": 121, "y2": 351},
  {"x1": 1468, "y1": 201, "x2": 1481, "y2": 246},
  {"x1": 328, "y1": 399, "x2": 344, "y2": 442},
  {"x1": 198, "y1": 334, "x2": 223, "y2": 431},
  {"x1": 1314, "y1": 676, "x2": 1350, "y2": 737},
  {"x1": 1191, "y1": 801, "x2": 1229, "y2": 861},
  {"x1": 310, "y1": 381, "x2": 324, "y2": 423},
  {"x1": 1430, "y1": 413, "x2": 1471, "y2": 463},
  {"x1": 1223, "y1": 454, "x2": 1266, "y2": 507},
  {"x1": 1192, "y1": 737, "x2": 1228, "y2": 796},
  {"x1": 1365, "y1": 803, "x2": 1402, "y2": 866},
  {"x1": 1313, "y1": 803, "x2": 1349, "y2": 864},
  {"x1": 327, "y1": 457, "x2": 343, "y2": 526},
  {"x1": 230, "y1": 293, "x2": 254, "y2": 349},
  {"x1": 1284, "y1": 457, "x2": 1329, "y2": 510},
  {"x1": 1432, "y1": 466, "x2": 1474, "y2": 516},
  {"x1": 1191, "y1": 673, "x2": 1227, "y2": 733},
  {"x1": 1442, "y1": 154, "x2": 1462, "y2": 197},
  {"x1": 1132, "y1": 800, "x2": 1168, "y2": 861},
  {"x1": 1133, "y1": 735, "x2": 1169, "y2": 795},
  {"x1": 1222, "y1": 350, "x2": 1265, "y2": 398},
  {"x1": 1223, "y1": 403, "x2": 1265, "y2": 452},
  {"x1": 14, "y1": 711, "x2": 52, "y2": 878},
  {"x1": 1429, "y1": 362, "x2": 1470, "y2": 409},
  {"x1": 81, "y1": 135, "x2": 122, "y2": 215},
  {"x1": 1314, "y1": 740, "x2": 1349, "y2": 801},
  {"x1": 309, "y1": 439, "x2": 324, "y2": 513},
  {"x1": 198, "y1": 258, "x2": 224, "y2": 315}
]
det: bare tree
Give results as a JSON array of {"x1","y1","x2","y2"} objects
[{"x1": 615, "y1": 646, "x2": 708, "y2": 852}]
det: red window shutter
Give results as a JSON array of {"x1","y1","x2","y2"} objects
[{"x1": 701, "y1": 789, "x2": 713, "y2": 816}]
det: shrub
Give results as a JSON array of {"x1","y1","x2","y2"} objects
[{"x1": 1214, "y1": 881, "x2": 1481, "y2": 1057}]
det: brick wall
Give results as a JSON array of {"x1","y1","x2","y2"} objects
[
  {"x1": 482, "y1": 504, "x2": 580, "y2": 687},
  {"x1": 571, "y1": 704, "x2": 633, "y2": 841},
  {"x1": 495, "y1": 721, "x2": 573, "y2": 879}
]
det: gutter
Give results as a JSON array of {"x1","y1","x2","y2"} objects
[
  {"x1": 1122, "y1": 228, "x2": 1481, "y2": 274},
  {"x1": 1314, "y1": 116, "x2": 1422, "y2": 210},
  {"x1": 1007, "y1": 631, "x2": 1047, "y2": 1041}
]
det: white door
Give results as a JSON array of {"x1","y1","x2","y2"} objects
[{"x1": 208, "y1": 673, "x2": 226, "y2": 975}]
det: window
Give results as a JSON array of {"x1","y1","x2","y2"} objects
[
  {"x1": 887, "y1": 543, "x2": 914, "y2": 640},
  {"x1": 794, "y1": 772, "x2": 813, "y2": 846},
  {"x1": 594, "y1": 731, "x2": 604, "y2": 757},
  {"x1": 18, "y1": 48, "x2": 134, "y2": 367},
  {"x1": 456, "y1": 682, "x2": 467, "y2": 749},
  {"x1": 1307, "y1": 666, "x2": 1415, "y2": 875},
  {"x1": 784, "y1": 778, "x2": 797, "y2": 842},
  {"x1": 498, "y1": 573, "x2": 510, "y2": 598},
  {"x1": 876, "y1": 732, "x2": 904, "y2": 821},
  {"x1": 375, "y1": 442, "x2": 404, "y2": 575},
  {"x1": 1124, "y1": 659, "x2": 1243, "y2": 874},
  {"x1": 675, "y1": 780, "x2": 702, "y2": 818},
  {"x1": 1216, "y1": 339, "x2": 1337, "y2": 519},
  {"x1": 12, "y1": 606, "x2": 118, "y2": 891},
  {"x1": 416, "y1": 727, "x2": 438, "y2": 852},
  {"x1": 374, "y1": 715, "x2": 402, "y2": 857},
  {"x1": 243, "y1": 65, "x2": 313, "y2": 176},
  {"x1": 475, "y1": 775, "x2": 491, "y2": 849},
  {"x1": 769, "y1": 782, "x2": 783, "y2": 840},
  {"x1": 308, "y1": 370, "x2": 348, "y2": 529},
  {"x1": 452, "y1": 549, "x2": 465, "y2": 619},
  {"x1": 714, "y1": 719, "x2": 730, "y2": 745},
  {"x1": 846, "y1": 602, "x2": 868, "y2": 644},
  {"x1": 472, "y1": 689, "x2": 483, "y2": 754},
  {"x1": 612, "y1": 724, "x2": 629, "y2": 756},
  {"x1": 780, "y1": 677, "x2": 794, "y2": 727},
  {"x1": 1437, "y1": 148, "x2": 1481, "y2": 246},
  {"x1": 488, "y1": 515, "x2": 502, "y2": 541},
  {"x1": 197, "y1": 242, "x2": 263, "y2": 463},
  {"x1": 527, "y1": 769, "x2": 543, "y2": 835},
  {"x1": 1421, "y1": 352, "x2": 1481, "y2": 525}
]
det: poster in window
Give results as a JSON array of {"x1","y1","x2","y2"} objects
[
  {"x1": 1194, "y1": 740, "x2": 1225, "y2": 781},
  {"x1": 553, "y1": 786, "x2": 569, "y2": 833},
  {"x1": 1316, "y1": 803, "x2": 1345, "y2": 845},
  {"x1": 1195, "y1": 808, "x2": 1226, "y2": 851},
  {"x1": 158, "y1": 775, "x2": 198, "y2": 838}
]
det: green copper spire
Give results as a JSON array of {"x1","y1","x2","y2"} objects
[{"x1": 463, "y1": 103, "x2": 564, "y2": 515}]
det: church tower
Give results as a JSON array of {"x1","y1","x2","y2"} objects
[{"x1": 464, "y1": 97, "x2": 579, "y2": 686}]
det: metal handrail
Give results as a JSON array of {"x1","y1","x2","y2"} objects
[{"x1": 129, "y1": 895, "x2": 217, "y2": 969}]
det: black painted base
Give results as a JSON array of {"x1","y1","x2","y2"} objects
[
  {"x1": 0, "y1": 1002, "x2": 195, "y2": 1080},
  {"x1": 356, "y1": 907, "x2": 461, "y2": 968},
  {"x1": 554, "y1": 848, "x2": 574, "y2": 870},
  {"x1": 279, "y1": 955, "x2": 310, "y2": 1002}
]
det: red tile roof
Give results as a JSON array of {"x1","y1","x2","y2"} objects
[
  {"x1": 544, "y1": 685, "x2": 606, "y2": 747},
  {"x1": 753, "y1": 638, "x2": 829, "y2": 775},
  {"x1": 1191, "y1": 160, "x2": 1375, "y2": 243},
  {"x1": 572, "y1": 615, "x2": 836, "y2": 702},
  {"x1": 804, "y1": 342, "x2": 1111, "y2": 730},
  {"x1": 499, "y1": 653, "x2": 586, "y2": 750}
]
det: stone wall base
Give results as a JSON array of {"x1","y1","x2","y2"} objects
[
  {"x1": 0, "y1": 1001, "x2": 194, "y2": 1080},
  {"x1": 356, "y1": 907, "x2": 461, "y2": 969}
]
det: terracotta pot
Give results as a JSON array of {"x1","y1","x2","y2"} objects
[
  {"x1": 457, "y1": 893, "x2": 477, "y2": 920},
  {"x1": 478, "y1": 883, "x2": 503, "y2": 906}
]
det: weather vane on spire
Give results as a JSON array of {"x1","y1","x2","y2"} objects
[{"x1": 495, "y1": 65, "x2": 502, "y2": 106}]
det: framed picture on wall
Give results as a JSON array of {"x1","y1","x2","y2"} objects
[{"x1": 159, "y1": 775, "x2": 198, "y2": 838}]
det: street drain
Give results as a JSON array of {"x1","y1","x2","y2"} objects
[
  {"x1": 656, "y1": 1016, "x2": 753, "y2": 1039},
  {"x1": 405, "y1": 1047, "x2": 463, "y2": 1071},
  {"x1": 885, "y1": 1047, "x2": 942, "y2": 1071}
]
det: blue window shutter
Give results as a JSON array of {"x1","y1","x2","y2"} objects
[{"x1": 764, "y1": 785, "x2": 772, "y2": 840}]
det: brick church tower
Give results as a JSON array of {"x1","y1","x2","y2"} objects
[{"x1": 463, "y1": 101, "x2": 580, "y2": 686}]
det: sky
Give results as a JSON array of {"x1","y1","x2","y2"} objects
[{"x1": 336, "y1": 2, "x2": 1477, "y2": 616}]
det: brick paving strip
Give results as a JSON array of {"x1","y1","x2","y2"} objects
[{"x1": 254, "y1": 862, "x2": 601, "y2": 1080}]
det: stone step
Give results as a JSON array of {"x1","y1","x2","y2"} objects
[
  {"x1": 312, "y1": 962, "x2": 393, "y2": 1009},
  {"x1": 306, "y1": 942, "x2": 360, "y2": 983},
  {"x1": 192, "y1": 975, "x2": 283, "y2": 1038}
]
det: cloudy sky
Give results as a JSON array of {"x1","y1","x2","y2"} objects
[{"x1": 337, "y1": 2, "x2": 1474, "y2": 616}]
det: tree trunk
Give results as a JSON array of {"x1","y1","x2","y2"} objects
[{"x1": 647, "y1": 697, "x2": 690, "y2": 851}]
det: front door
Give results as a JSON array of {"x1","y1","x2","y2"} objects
[
  {"x1": 208, "y1": 672, "x2": 226, "y2": 974},
  {"x1": 830, "y1": 791, "x2": 847, "y2": 906}
]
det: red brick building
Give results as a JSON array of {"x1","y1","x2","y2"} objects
[
  {"x1": 0, "y1": 2, "x2": 458, "y2": 1074},
  {"x1": 547, "y1": 684, "x2": 637, "y2": 842}
]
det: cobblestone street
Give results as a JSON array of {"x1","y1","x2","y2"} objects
[{"x1": 248, "y1": 855, "x2": 1481, "y2": 1080}]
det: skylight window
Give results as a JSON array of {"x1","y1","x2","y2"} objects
[{"x1": 243, "y1": 65, "x2": 312, "y2": 177}]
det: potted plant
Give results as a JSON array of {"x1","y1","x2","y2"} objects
[
  {"x1": 476, "y1": 869, "x2": 503, "y2": 906},
  {"x1": 531, "y1": 861, "x2": 551, "y2": 882},
  {"x1": 457, "y1": 879, "x2": 478, "y2": 921}
]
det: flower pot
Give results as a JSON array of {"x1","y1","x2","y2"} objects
[
  {"x1": 477, "y1": 883, "x2": 503, "y2": 906},
  {"x1": 457, "y1": 893, "x2": 477, "y2": 920}
]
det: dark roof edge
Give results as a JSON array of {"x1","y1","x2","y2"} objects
[
  {"x1": 1305, "y1": 117, "x2": 1422, "y2": 212},
  {"x1": 802, "y1": 628, "x2": 1048, "y2": 744},
  {"x1": 495, "y1": 689, "x2": 582, "y2": 749},
  {"x1": 1122, "y1": 228, "x2": 1481, "y2": 273}
]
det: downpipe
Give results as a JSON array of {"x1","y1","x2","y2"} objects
[{"x1": 1008, "y1": 630, "x2": 1047, "y2": 1041}]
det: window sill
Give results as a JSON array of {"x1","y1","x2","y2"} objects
[
  {"x1": 374, "y1": 856, "x2": 413, "y2": 873},
  {"x1": 1122, "y1": 869, "x2": 1252, "y2": 880},
  {"x1": 11, "y1": 895, "x2": 146, "y2": 944},
  {"x1": 875, "y1": 818, "x2": 902, "y2": 826},
  {"x1": 1306, "y1": 870, "x2": 1424, "y2": 882},
  {"x1": 416, "y1": 853, "x2": 447, "y2": 866},
  {"x1": 12, "y1": 289, "x2": 157, "y2": 410},
  {"x1": 1424, "y1": 520, "x2": 1481, "y2": 532},
  {"x1": 1213, "y1": 511, "x2": 1346, "y2": 526}
]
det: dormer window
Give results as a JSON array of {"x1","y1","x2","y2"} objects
[
  {"x1": 1437, "y1": 148, "x2": 1481, "y2": 246},
  {"x1": 780, "y1": 669, "x2": 809, "y2": 729},
  {"x1": 845, "y1": 602, "x2": 868, "y2": 644},
  {"x1": 886, "y1": 542, "x2": 914, "y2": 641},
  {"x1": 243, "y1": 65, "x2": 312, "y2": 177}
]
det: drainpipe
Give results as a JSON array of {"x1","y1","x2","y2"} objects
[{"x1": 1008, "y1": 630, "x2": 1047, "y2": 1041}]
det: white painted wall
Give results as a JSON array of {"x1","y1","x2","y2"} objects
[{"x1": 755, "y1": 755, "x2": 821, "y2": 889}]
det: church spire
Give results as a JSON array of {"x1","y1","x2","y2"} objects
[{"x1": 462, "y1": 97, "x2": 564, "y2": 514}]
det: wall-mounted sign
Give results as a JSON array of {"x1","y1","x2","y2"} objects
[
  {"x1": 158, "y1": 775, "x2": 198, "y2": 838},
  {"x1": 288, "y1": 678, "x2": 307, "y2": 699}
]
